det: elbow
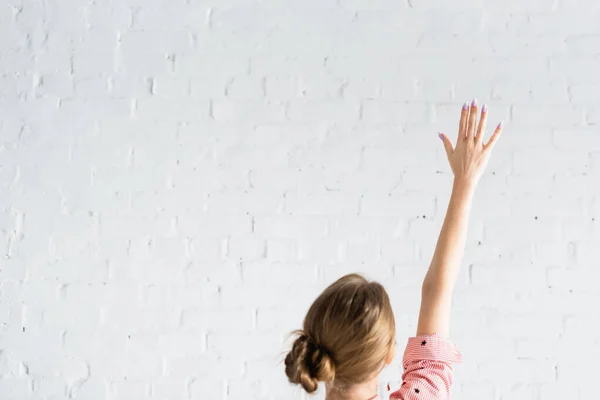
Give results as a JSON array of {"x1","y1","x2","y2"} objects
[
  {"x1": 421, "y1": 280, "x2": 436, "y2": 298},
  {"x1": 421, "y1": 280, "x2": 452, "y2": 299},
  {"x1": 421, "y1": 275, "x2": 438, "y2": 295}
]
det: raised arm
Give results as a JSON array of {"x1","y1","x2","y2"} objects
[{"x1": 416, "y1": 100, "x2": 503, "y2": 337}]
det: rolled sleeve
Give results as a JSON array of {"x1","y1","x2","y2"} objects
[{"x1": 390, "y1": 334, "x2": 462, "y2": 400}]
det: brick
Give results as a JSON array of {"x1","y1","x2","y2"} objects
[
  {"x1": 264, "y1": 76, "x2": 298, "y2": 100},
  {"x1": 102, "y1": 305, "x2": 180, "y2": 332},
  {"x1": 360, "y1": 194, "x2": 435, "y2": 217},
  {"x1": 189, "y1": 378, "x2": 225, "y2": 400},
  {"x1": 547, "y1": 267, "x2": 600, "y2": 291},
  {"x1": 539, "y1": 383, "x2": 582, "y2": 400},
  {"x1": 328, "y1": 216, "x2": 404, "y2": 240},
  {"x1": 255, "y1": 309, "x2": 301, "y2": 332},
  {"x1": 325, "y1": 55, "x2": 398, "y2": 78},
  {"x1": 181, "y1": 308, "x2": 254, "y2": 332},
  {"x1": 136, "y1": 98, "x2": 209, "y2": 121},
  {"x1": 70, "y1": 379, "x2": 108, "y2": 400},
  {"x1": 83, "y1": 2, "x2": 131, "y2": 30},
  {"x1": 456, "y1": 383, "x2": 495, "y2": 399},
  {"x1": 254, "y1": 216, "x2": 327, "y2": 239},
  {"x1": 488, "y1": 33, "x2": 564, "y2": 58},
  {"x1": 298, "y1": 238, "x2": 342, "y2": 263},
  {"x1": 150, "y1": 378, "x2": 187, "y2": 400},
  {"x1": 287, "y1": 100, "x2": 360, "y2": 122},
  {"x1": 569, "y1": 83, "x2": 600, "y2": 104},
  {"x1": 42, "y1": 303, "x2": 102, "y2": 330},
  {"x1": 241, "y1": 261, "x2": 320, "y2": 285},
  {"x1": 120, "y1": 31, "x2": 193, "y2": 57},
  {"x1": 341, "y1": 240, "x2": 382, "y2": 263},
  {"x1": 63, "y1": 329, "x2": 126, "y2": 359},
  {"x1": 479, "y1": 360, "x2": 556, "y2": 383},
  {"x1": 470, "y1": 265, "x2": 546, "y2": 290},
  {"x1": 225, "y1": 75, "x2": 264, "y2": 99},
  {"x1": 58, "y1": 98, "x2": 131, "y2": 119},
  {"x1": 530, "y1": 81, "x2": 569, "y2": 104},
  {"x1": 140, "y1": 284, "x2": 209, "y2": 308},
  {"x1": 266, "y1": 239, "x2": 298, "y2": 262},
  {"x1": 151, "y1": 76, "x2": 190, "y2": 97},
  {"x1": 360, "y1": 147, "x2": 438, "y2": 173},
  {"x1": 32, "y1": 378, "x2": 67, "y2": 399},
  {"x1": 549, "y1": 57, "x2": 600, "y2": 83},
  {"x1": 554, "y1": 128, "x2": 600, "y2": 150},
  {"x1": 482, "y1": 0, "x2": 559, "y2": 12},
  {"x1": 212, "y1": 100, "x2": 285, "y2": 123},
  {"x1": 380, "y1": 239, "x2": 418, "y2": 262},
  {"x1": 189, "y1": 75, "x2": 228, "y2": 98},
  {"x1": 108, "y1": 379, "x2": 150, "y2": 400},
  {"x1": 485, "y1": 313, "x2": 563, "y2": 339},
  {"x1": 284, "y1": 192, "x2": 359, "y2": 216},
  {"x1": 221, "y1": 284, "x2": 321, "y2": 309},
  {"x1": 26, "y1": 356, "x2": 87, "y2": 381},
  {"x1": 512, "y1": 104, "x2": 584, "y2": 127},
  {"x1": 297, "y1": 75, "x2": 345, "y2": 99},
  {"x1": 0, "y1": 378, "x2": 32, "y2": 398},
  {"x1": 95, "y1": 354, "x2": 162, "y2": 379},
  {"x1": 288, "y1": 146, "x2": 362, "y2": 174},
  {"x1": 206, "y1": 331, "x2": 283, "y2": 360},
  {"x1": 0, "y1": 350, "x2": 24, "y2": 377},
  {"x1": 483, "y1": 217, "x2": 562, "y2": 243},
  {"x1": 178, "y1": 54, "x2": 249, "y2": 77},
  {"x1": 250, "y1": 55, "x2": 323, "y2": 76},
  {"x1": 133, "y1": 4, "x2": 208, "y2": 30},
  {"x1": 362, "y1": 100, "x2": 433, "y2": 124},
  {"x1": 156, "y1": 331, "x2": 207, "y2": 357},
  {"x1": 226, "y1": 236, "x2": 266, "y2": 261},
  {"x1": 513, "y1": 148, "x2": 588, "y2": 176},
  {"x1": 207, "y1": 192, "x2": 284, "y2": 215},
  {"x1": 165, "y1": 353, "x2": 243, "y2": 380},
  {"x1": 516, "y1": 338, "x2": 557, "y2": 359}
]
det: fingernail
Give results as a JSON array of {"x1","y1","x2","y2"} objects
[
  {"x1": 438, "y1": 132, "x2": 443, "y2": 140},
  {"x1": 471, "y1": 98, "x2": 478, "y2": 107},
  {"x1": 497, "y1": 121, "x2": 503, "y2": 129},
  {"x1": 462, "y1": 102, "x2": 469, "y2": 110},
  {"x1": 482, "y1": 103, "x2": 487, "y2": 113}
]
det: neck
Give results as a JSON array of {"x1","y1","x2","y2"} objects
[{"x1": 325, "y1": 377, "x2": 379, "y2": 400}]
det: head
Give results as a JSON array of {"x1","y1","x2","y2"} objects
[{"x1": 284, "y1": 273, "x2": 396, "y2": 394}]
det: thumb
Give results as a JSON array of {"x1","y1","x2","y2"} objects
[{"x1": 438, "y1": 132, "x2": 453, "y2": 159}]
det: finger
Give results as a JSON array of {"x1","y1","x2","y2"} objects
[
  {"x1": 458, "y1": 102, "x2": 469, "y2": 140},
  {"x1": 484, "y1": 121, "x2": 503, "y2": 151},
  {"x1": 466, "y1": 99, "x2": 478, "y2": 139},
  {"x1": 475, "y1": 103, "x2": 488, "y2": 144},
  {"x1": 438, "y1": 132, "x2": 454, "y2": 159}
]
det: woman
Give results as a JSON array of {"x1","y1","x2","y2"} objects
[{"x1": 284, "y1": 100, "x2": 503, "y2": 399}]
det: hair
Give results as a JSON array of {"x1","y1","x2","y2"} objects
[{"x1": 284, "y1": 273, "x2": 396, "y2": 394}]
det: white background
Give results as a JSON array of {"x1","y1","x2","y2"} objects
[{"x1": 1, "y1": 0, "x2": 599, "y2": 399}]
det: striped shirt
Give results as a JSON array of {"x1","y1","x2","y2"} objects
[{"x1": 385, "y1": 334, "x2": 462, "y2": 400}]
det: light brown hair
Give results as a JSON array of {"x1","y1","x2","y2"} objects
[{"x1": 284, "y1": 273, "x2": 396, "y2": 393}]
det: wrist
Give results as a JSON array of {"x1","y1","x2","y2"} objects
[{"x1": 452, "y1": 177, "x2": 476, "y2": 194}]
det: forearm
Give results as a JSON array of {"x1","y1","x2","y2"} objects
[
  {"x1": 423, "y1": 178, "x2": 475, "y2": 293},
  {"x1": 417, "y1": 178, "x2": 475, "y2": 337}
]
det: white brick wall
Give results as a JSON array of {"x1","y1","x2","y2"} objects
[{"x1": 1, "y1": 1, "x2": 599, "y2": 399}]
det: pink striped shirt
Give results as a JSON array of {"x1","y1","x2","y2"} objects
[{"x1": 374, "y1": 334, "x2": 462, "y2": 400}]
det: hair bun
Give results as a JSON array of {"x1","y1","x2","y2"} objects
[{"x1": 285, "y1": 333, "x2": 336, "y2": 393}]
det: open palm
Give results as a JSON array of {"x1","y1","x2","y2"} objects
[{"x1": 439, "y1": 100, "x2": 503, "y2": 185}]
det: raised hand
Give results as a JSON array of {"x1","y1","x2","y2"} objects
[
  {"x1": 417, "y1": 100, "x2": 504, "y2": 338},
  {"x1": 438, "y1": 100, "x2": 503, "y2": 185}
]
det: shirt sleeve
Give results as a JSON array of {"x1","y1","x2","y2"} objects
[{"x1": 389, "y1": 334, "x2": 462, "y2": 400}]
